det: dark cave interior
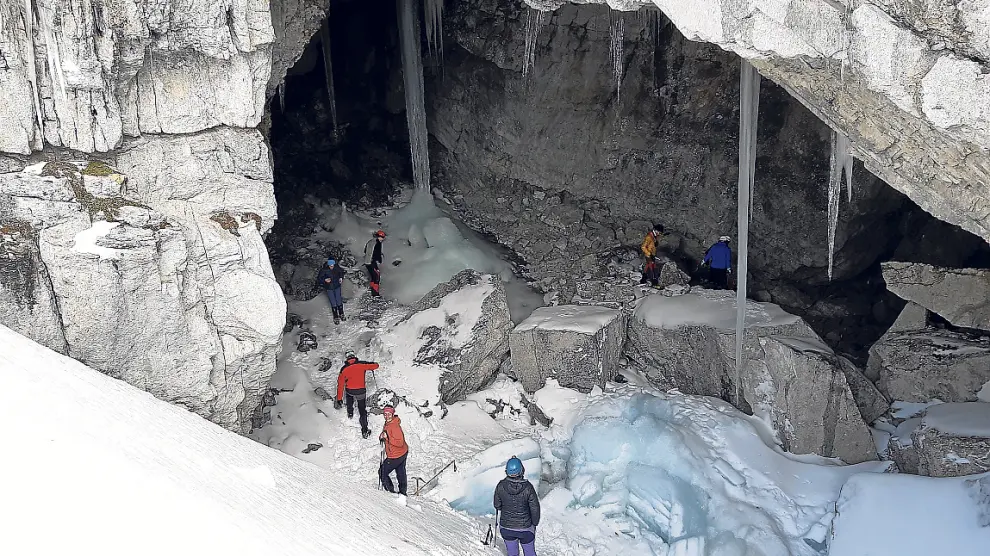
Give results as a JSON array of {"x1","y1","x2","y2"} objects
[{"x1": 264, "y1": 0, "x2": 990, "y2": 364}]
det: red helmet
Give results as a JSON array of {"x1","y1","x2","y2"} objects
[{"x1": 375, "y1": 230, "x2": 386, "y2": 238}]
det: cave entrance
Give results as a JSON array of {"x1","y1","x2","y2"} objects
[{"x1": 268, "y1": 1, "x2": 411, "y2": 214}]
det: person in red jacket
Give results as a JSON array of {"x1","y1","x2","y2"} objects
[
  {"x1": 334, "y1": 353, "x2": 378, "y2": 438},
  {"x1": 378, "y1": 405, "x2": 408, "y2": 495}
]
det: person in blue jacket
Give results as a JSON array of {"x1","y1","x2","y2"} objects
[
  {"x1": 317, "y1": 258, "x2": 346, "y2": 324},
  {"x1": 702, "y1": 236, "x2": 732, "y2": 290}
]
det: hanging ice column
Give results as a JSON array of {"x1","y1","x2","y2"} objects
[
  {"x1": 320, "y1": 19, "x2": 340, "y2": 139},
  {"x1": 734, "y1": 60, "x2": 760, "y2": 406},
  {"x1": 523, "y1": 8, "x2": 547, "y2": 78},
  {"x1": 826, "y1": 130, "x2": 854, "y2": 280},
  {"x1": 609, "y1": 11, "x2": 624, "y2": 102},
  {"x1": 398, "y1": 0, "x2": 431, "y2": 190},
  {"x1": 423, "y1": 0, "x2": 444, "y2": 62}
]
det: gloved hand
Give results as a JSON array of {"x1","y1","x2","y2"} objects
[
  {"x1": 334, "y1": 400, "x2": 343, "y2": 410},
  {"x1": 379, "y1": 432, "x2": 386, "y2": 443}
]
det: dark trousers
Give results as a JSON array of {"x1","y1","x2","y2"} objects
[
  {"x1": 379, "y1": 453, "x2": 408, "y2": 495},
  {"x1": 710, "y1": 267, "x2": 729, "y2": 290},
  {"x1": 365, "y1": 263, "x2": 381, "y2": 296},
  {"x1": 345, "y1": 392, "x2": 368, "y2": 433}
]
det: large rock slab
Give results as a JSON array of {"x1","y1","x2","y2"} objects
[
  {"x1": 509, "y1": 305, "x2": 625, "y2": 393},
  {"x1": 913, "y1": 403, "x2": 990, "y2": 477},
  {"x1": 870, "y1": 329, "x2": 990, "y2": 404},
  {"x1": 411, "y1": 270, "x2": 513, "y2": 404},
  {"x1": 627, "y1": 289, "x2": 876, "y2": 463},
  {"x1": 0, "y1": 143, "x2": 284, "y2": 432},
  {"x1": 882, "y1": 262, "x2": 990, "y2": 331}
]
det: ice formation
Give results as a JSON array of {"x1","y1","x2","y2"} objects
[
  {"x1": 398, "y1": 0, "x2": 431, "y2": 190},
  {"x1": 423, "y1": 0, "x2": 444, "y2": 61},
  {"x1": 609, "y1": 10, "x2": 624, "y2": 102},
  {"x1": 827, "y1": 129, "x2": 855, "y2": 280},
  {"x1": 320, "y1": 20, "x2": 339, "y2": 138},
  {"x1": 523, "y1": 8, "x2": 547, "y2": 78},
  {"x1": 735, "y1": 59, "x2": 760, "y2": 406},
  {"x1": 430, "y1": 437, "x2": 541, "y2": 515}
]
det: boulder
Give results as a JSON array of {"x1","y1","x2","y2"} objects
[
  {"x1": 870, "y1": 329, "x2": 990, "y2": 403},
  {"x1": 626, "y1": 289, "x2": 876, "y2": 463},
  {"x1": 509, "y1": 305, "x2": 625, "y2": 393},
  {"x1": 913, "y1": 403, "x2": 990, "y2": 477},
  {"x1": 882, "y1": 262, "x2": 990, "y2": 331},
  {"x1": 888, "y1": 417, "x2": 922, "y2": 474},
  {"x1": 411, "y1": 270, "x2": 513, "y2": 403},
  {"x1": 0, "y1": 152, "x2": 284, "y2": 433},
  {"x1": 887, "y1": 301, "x2": 929, "y2": 334},
  {"x1": 838, "y1": 356, "x2": 891, "y2": 424}
]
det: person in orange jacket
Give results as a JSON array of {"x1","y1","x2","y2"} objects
[
  {"x1": 334, "y1": 353, "x2": 379, "y2": 438},
  {"x1": 378, "y1": 405, "x2": 408, "y2": 496},
  {"x1": 640, "y1": 223, "x2": 664, "y2": 286}
]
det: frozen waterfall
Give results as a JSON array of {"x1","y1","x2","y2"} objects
[
  {"x1": 523, "y1": 8, "x2": 547, "y2": 78},
  {"x1": 609, "y1": 11, "x2": 624, "y2": 102},
  {"x1": 827, "y1": 129, "x2": 854, "y2": 280},
  {"x1": 397, "y1": 0, "x2": 431, "y2": 190},
  {"x1": 424, "y1": 0, "x2": 444, "y2": 61},
  {"x1": 735, "y1": 60, "x2": 760, "y2": 406},
  {"x1": 320, "y1": 19, "x2": 340, "y2": 139}
]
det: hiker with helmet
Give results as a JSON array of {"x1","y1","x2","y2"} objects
[
  {"x1": 364, "y1": 229, "x2": 386, "y2": 297},
  {"x1": 640, "y1": 223, "x2": 664, "y2": 286},
  {"x1": 702, "y1": 235, "x2": 733, "y2": 290},
  {"x1": 317, "y1": 258, "x2": 346, "y2": 324},
  {"x1": 493, "y1": 456, "x2": 541, "y2": 556},
  {"x1": 334, "y1": 354, "x2": 379, "y2": 438},
  {"x1": 378, "y1": 405, "x2": 409, "y2": 496}
]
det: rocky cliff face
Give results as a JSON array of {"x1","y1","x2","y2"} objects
[
  {"x1": 0, "y1": 0, "x2": 299, "y2": 431},
  {"x1": 522, "y1": 0, "x2": 990, "y2": 248}
]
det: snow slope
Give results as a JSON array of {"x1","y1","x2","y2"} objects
[
  {"x1": 829, "y1": 472, "x2": 990, "y2": 556},
  {"x1": 0, "y1": 325, "x2": 496, "y2": 556}
]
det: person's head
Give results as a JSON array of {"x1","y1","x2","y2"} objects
[
  {"x1": 375, "y1": 229, "x2": 386, "y2": 241},
  {"x1": 652, "y1": 223, "x2": 664, "y2": 236},
  {"x1": 345, "y1": 352, "x2": 357, "y2": 364},
  {"x1": 719, "y1": 235, "x2": 730, "y2": 244},
  {"x1": 505, "y1": 456, "x2": 524, "y2": 478},
  {"x1": 327, "y1": 258, "x2": 336, "y2": 268},
  {"x1": 383, "y1": 405, "x2": 395, "y2": 421}
]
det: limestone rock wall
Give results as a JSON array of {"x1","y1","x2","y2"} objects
[{"x1": 520, "y1": 0, "x2": 990, "y2": 246}]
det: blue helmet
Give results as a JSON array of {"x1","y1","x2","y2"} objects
[
  {"x1": 505, "y1": 456, "x2": 524, "y2": 477},
  {"x1": 327, "y1": 259, "x2": 336, "y2": 266}
]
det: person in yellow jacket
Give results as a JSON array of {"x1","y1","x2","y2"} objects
[{"x1": 640, "y1": 223, "x2": 664, "y2": 286}]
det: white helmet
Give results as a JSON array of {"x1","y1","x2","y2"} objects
[{"x1": 718, "y1": 236, "x2": 730, "y2": 242}]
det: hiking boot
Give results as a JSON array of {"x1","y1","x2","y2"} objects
[
  {"x1": 347, "y1": 411, "x2": 354, "y2": 420},
  {"x1": 333, "y1": 316, "x2": 340, "y2": 325},
  {"x1": 339, "y1": 313, "x2": 346, "y2": 321},
  {"x1": 361, "y1": 428, "x2": 371, "y2": 439}
]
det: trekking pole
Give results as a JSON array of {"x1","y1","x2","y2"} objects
[
  {"x1": 378, "y1": 446, "x2": 386, "y2": 491},
  {"x1": 494, "y1": 509, "x2": 500, "y2": 548}
]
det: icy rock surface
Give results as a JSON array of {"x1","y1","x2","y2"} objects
[
  {"x1": 509, "y1": 304, "x2": 626, "y2": 393},
  {"x1": 0, "y1": 138, "x2": 284, "y2": 433},
  {"x1": 882, "y1": 262, "x2": 990, "y2": 331},
  {"x1": 627, "y1": 289, "x2": 877, "y2": 463},
  {"x1": 913, "y1": 403, "x2": 990, "y2": 477},
  {"x1": 0, "y1": 324, "x2": 494, "y2": 556},
  {"x1": 870, "y1": 329, "x2": 990, "y2": 404},
  {"x1": 515, "y1": 0, "x2": 990, "y2": 245},
  {"x1": 410, "y1": 270, "x2": 513, "y2": 404},
  {"x1": 830, "y1": 471, "x2": 990, "y2": 555},
  {"x1": 545, "y1": 391, "x2": 891, "y2": 555}
]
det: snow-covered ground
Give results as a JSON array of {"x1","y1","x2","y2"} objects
[{"x1": 0, "y1": 324, "x2": 496, "y2": 556}]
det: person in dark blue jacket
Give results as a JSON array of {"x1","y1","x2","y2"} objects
[
  {"x1": 317, "y1": 259, "x2": 346, "y2": 324},
  {"x1": 702, "y1": 236, "x2": 732, "y2": 290},
  {"x1": 493, "y1": 457, "x2": 540, "y2": 556}
]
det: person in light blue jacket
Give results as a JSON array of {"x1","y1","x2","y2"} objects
[{"x1": 702, "y1": 236, "x2": 732, "y2": 290}]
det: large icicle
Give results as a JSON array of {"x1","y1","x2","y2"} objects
[
  {"x1": 609, "y1": 11, "x2": 624, "y2": 102},
  {"x1": 735, "y1": 60, "x2": 760, "y2": 407},
  {"x1": 826, "y1": 129, "x2": 855, "y2": 280},
  {"x1": 522, "y1": 8, "x2": 546, "y2": 78},
  {"x1": 319, "y1": 19, "x2": 339, "y2": 138},
  {"x1": 423, "y1": 0, "x2": 443, "y2": 62},
  {"x1": 398, "y1": 0, "x2": 431, "y2": 190}
]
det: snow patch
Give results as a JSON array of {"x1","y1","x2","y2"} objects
[
  {"x1": 634, "y1": 288, "x2": 799, "y2": 331},
  {"x1": 72, "y1": 221, "x2": 124, "y2": 259},
  {"x1": 513, "y1": 304, "x2": 620, "y2": 334},
  {"x1": 922, "y1": 402, "x2": 990, "y2": 438},
  {"x1": 891, "y1": 399, "x2": 943, "y2": 419}
]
